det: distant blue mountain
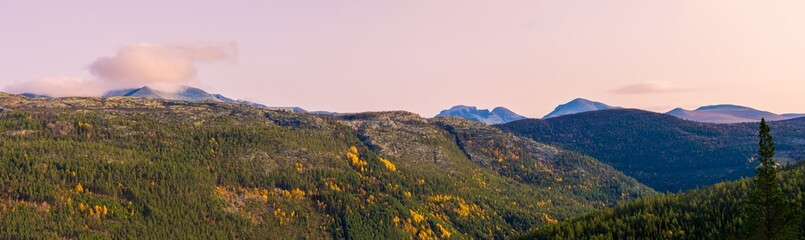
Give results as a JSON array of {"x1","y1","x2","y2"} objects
[
  {"x1": 310, "y1": 111, "x2": 340, "y2": 115},
  {"x1": 782, "y1": 113, "x2": 805, "y2": 119},
  {"x1": 667, "y1": 104, "x2": 794, "y2": 123},
  {"x1": 543, "y1": 98, "x2": 619, "y2": 119},
  {"x1": 435, "y1": 105, "x2": 526, "y2": 124},
  {"x1": 20, "y1": 93, "x2": 52, "y2": 99}
]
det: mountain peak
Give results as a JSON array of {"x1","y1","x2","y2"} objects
[
  {"x1": 125, "y1": 86, "x2": 163, "y2": 98},
  {"x1": 446, "y1": 105, "x2": 480, "y2": 111},
  {"x1": 543, "y1": 98, "x2": 618, "y2": 119},
  {"x1": 435, "y1": 105, "x2": 526, "y2": 124},
  {"x1": 695, "y1": 104, "x2": 756, "y2": 111},
  {"x1": 20, "y1": 93, "x2": 52, "y2": 99},
  {"x1": 102, "y1": 86, "x2": 307, "y2": 113},
  {"x1": 667, "y1": 104, "x2": 787, "y2": 123},
  {"x1": 491, "y1": 106, "x2": 514, "y2": 114}
]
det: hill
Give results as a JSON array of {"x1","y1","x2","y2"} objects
[
  {"x1": 0, "y1": 92, "x2": 651, "y2": 239},
  {"x1": 101, "y1": 86, "x2": 307, "y2": 111},
  {"x1": 435, "y1": 106, "x2": 526, "y2": 124},
  {"x1": 520, "y1": 162, "x2": 805, "y2": 240},
  {"x1": 543, "y1": 98, "x2": 618, "y2": 119},
  {"x1": 667, "y1": 104, "x2": 789, "y2": 123},
  {"x1": 498, "y1": 109, "x2": 805, "y2": 192}
]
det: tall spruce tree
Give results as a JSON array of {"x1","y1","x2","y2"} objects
[{"x1": 745, "y1": 118, "x2": 802, "y2": 239}]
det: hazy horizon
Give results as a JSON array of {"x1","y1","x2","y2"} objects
[{"x1": 3, "y1": 1, "x2": 805, "y2": 117}]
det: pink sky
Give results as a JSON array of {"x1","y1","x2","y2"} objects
[{"x1": 2, "y1": 1, "x2": 805, "y2": 117}]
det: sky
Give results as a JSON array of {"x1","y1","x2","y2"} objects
[{"x1": 2, "y1": 1, "x2": 805, "y2": 118}]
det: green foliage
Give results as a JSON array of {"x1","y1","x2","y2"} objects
[
  {"x1": 0, "y1": 94, "x2": 648, "y2": 239},
  {"x1": 499, "y1": 109, "x2": 805, "y2": 192},
  {"x1": 744, "y1": 119, "x2": 803, "y2": 239},
  {"x1": 432, "y1": 117, "x2": 654, "y2": 206},
  {"x1": 520, "y1": 162, "x2": 805, "y2": 240},
  {"x1": 518, "y1": 120, "x2": 805, "y2": 240}
]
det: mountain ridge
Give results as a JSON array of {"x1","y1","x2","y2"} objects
[
  {"x1": 667, "y1": 104, "x2": 792, "y2": 123},
  {"x1": 543, "y1": 98, "x2": 619, "y2": 119},
  {"x1": 435, "y1": 105, "x2": 526, "y2": 124},
  {"x1": 104, "y1": 86, "x2": 307, "y2": 113},
  {"x1": 499, "y1": 108, "x2": 805, "y2": 192}
]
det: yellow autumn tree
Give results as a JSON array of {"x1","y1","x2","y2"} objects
[
  {"x1": 543, "y1": 213, "x2": 558, "y2": 224},
  {"x1": 436, "y1": 223, "x2": 452, "y2": 238},
  {"x1": 410, "y1": 210, "x2": 426, "y2": 223},
  {"x1": 291, "y1": 188, "x2": 305, "y2": 199},
  {"x1": 379, "y1": 157, "x2": 397, "y2": 172},
  {"x1": 295, "y1": 162, "x2": 304, "y2": 173},
  {"x1": 346, "y1": 146, "x2": 368, "y2": 171},
  {"x1": 209, "y1": 137, "x2": 220, "y2": 159}
]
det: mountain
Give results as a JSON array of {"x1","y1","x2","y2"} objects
[
  {"x1": 783, "y1": 113, "x2": 805, "y2": 119},
  {"x1": 667, "y1": 104, "x2": 789, "y2": 123},
  {"x1": 309, "y1": 110, "x2": 340, "y2": 115},
  {"x1": 20, "y1": 93, "x2": 52, "y2": 99},
  {"x1": 543, "y1": 98, "x2": 618, "y2": 119},
  {"x1": 0, "y1": 92, "x2": 650, "y2": 239},
  {"x1": 499, "y1": 109, "x2": 805, "y2": 192},
  {"x1": 103, "y1": 86, "x2": 306, "y2": 113},
  {"x1": 435, "y1": 105, "x2": 526, "y2": 124},
  {"x1": 430, "y1": 117, "x2": 653, "y2": 204},
  {"x1": 521, "y1": 162, "x2": 805, "y2": 239},
  {"x1": 105, "y1": 86, "x2": 228, "y2": 102}
]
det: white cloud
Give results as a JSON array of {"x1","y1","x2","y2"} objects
[
  {"x1": 610, "y1": 81, "x2": 694, "y2": 95},
  {"x1": 3, "y1": 42, "x2": 237, "y2": 96}
]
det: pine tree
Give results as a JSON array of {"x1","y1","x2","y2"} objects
[{"x1": 744, "y1": 118, "x2": 802, "y2": 240}]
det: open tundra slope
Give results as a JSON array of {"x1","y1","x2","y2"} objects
[{"x1": 0, "y1": 92, "x2": 651, "y2": 239}]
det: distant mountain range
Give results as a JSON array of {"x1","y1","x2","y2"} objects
[
  {"x1": 20, "y1": 93, "x2": 52, "y2": 99},
  {"x1": 433, "y1": 98, "x2": 620, "y2": 123},
  {"x1": 542, "y1": 98, "x2": 804, "y2": 123},
  {"x1": 435, "y1": 105, "x2": 526, "y2": 124},
  {"x1": 543, "y1": 98, "x2": 619, "y2": 119},
  {"x1": 667, "y1": 104, "x2": 802, "y2": 123},
  {"x1": 21, "y1": 89, "x2": 805, "y2": 123},
  {"x1": 25, "y1": 86, "x2": 309, "y2": 113}
]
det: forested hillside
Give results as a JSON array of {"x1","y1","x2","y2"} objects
[
  {"x1": 431, "y1": 117, "x2": 652, "y2": 205},
  {"x1": 521, "y1": 162, "x2": 805, "y2": 240},
  {"x1": 0, "y1": 93, "x2": 650, "y2": 239},
  {"x1": 498, "y1": 109, "x2": 805, "y2": 192}
]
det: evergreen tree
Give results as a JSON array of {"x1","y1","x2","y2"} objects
[{"x1": 745, "y1": 118, "x2": 802, "y2": 240}]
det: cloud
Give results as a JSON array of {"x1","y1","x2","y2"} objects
[
  {"x1": 610, "y1": 81, "x2": 694, "y2": 95},
  {"x1": 4, "y1": 42, "x2": 237, "y2": 96}
]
